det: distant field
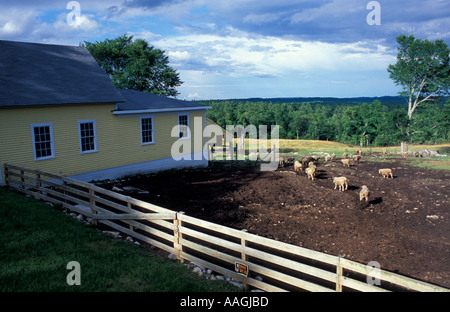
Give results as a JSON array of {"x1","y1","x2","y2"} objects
[
  {"x1": 232, "y1": 139, "x2": 450, "y2": 156},
  {"x1": 213, "y1": 139, "x2": 450, "y2": 171}
]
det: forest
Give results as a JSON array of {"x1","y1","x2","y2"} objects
[{"x1": 201, "y1": 97, "x2": 450, "y2": 147}]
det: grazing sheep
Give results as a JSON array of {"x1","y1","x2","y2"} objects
[
  {"x1": 403, "y1": 152, "x2": 408, "y2": 158},
  {"x1": 312, "y1": 156, "x2": 320, "y2": 161},
  {"x1": 353, "y1": 155, "x2": 361, "y2": 162},
  {"x1": 333, "y1": 177, "x2": 348, "y2": 191},
  {"x1": 341, "y1": 159, "x2": 351, "y2": 167},
  {"x1": 308, "y1": 161, "x2": 315, "y2": 167},
  {"x1": 302, "y1": 157, "x2": 313, "y2": 166},
  {"x1": 305, "y1": 167, "x2": 316, "y2": 181},
  {"x1": 359, "y1": 185, "x2": 369, "y2": 202},
  {"x1": 279, "y1": 157, "x2": 285, "y2": 168},
  {"x1": 378, "y1": 168, "x2": 394, "y2": 179},
  {"x1": 342, "y1": 153, "x2": 348, "y2": 158},
  {"x1": 294, "y1": 161, "x2": 303, "y2": 172},
  {"x1": 324, "y1": 156, "x2": 331, "y2": 162},
  {"x1": 331, "y1": 153, "x2": 336, "y2": 159}
]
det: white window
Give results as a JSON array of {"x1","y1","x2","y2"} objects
[
  {"x1": 31, "y1": 123, "x2": 55, "y2": 160},
  {"x1": 140, "y1": 116, "x2": 154, "y2": 145},
  {"x1": 78, "y1": 120, "x2": 98, "y2": 154},
  {"x1": 178, "y1": 114, "x2": 190, "y2": 139}
]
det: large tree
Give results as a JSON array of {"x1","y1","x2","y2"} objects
[
  {"x1": 387, "y1": 34, "x2": 450, "y2": 120},
  {"x1": 84, "y1": 35, "x2": 183, "y2": 97}
]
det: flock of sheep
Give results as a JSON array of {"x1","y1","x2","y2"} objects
[{"x1": 279, "y1": 150, "x2": 395, "y2": 206}]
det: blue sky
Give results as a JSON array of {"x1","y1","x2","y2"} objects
[{"x1": 1, "y1": 0, "x2": 449, "y2": 100}]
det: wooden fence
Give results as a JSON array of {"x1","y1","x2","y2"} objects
[{"x1": 3, "y1": 163, "x2": 448, "y2": 292}]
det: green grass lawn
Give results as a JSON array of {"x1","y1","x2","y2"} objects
[{"x1": 0, "y1": 187, "x2": 238, "y2": 292}]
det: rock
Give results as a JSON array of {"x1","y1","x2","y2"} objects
[
  {"x1": 426, "y1": 215, "x2": 440, "y2": 220},
  {"x1": 76, "y1": 214, "x2": 84, "y2": 222},
  {"x1": 168, "y1": 253, "x2": 178, "y2": 261},
  {"x1": 229, "y1": 280, "x2": 244, "y2": 289},
  {"x1": 193, "y1": 267, "x2": 203, "y2": 276},
  {"x1": 103, "y1": 231, "x2": 120, "y2": 238}
]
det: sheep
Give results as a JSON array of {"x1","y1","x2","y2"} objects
[
  {"x1": 294, "y1": 161, "x2": 303, "y2": 172},
  {"x1": 324, "y1": 156, "x2": 331, "y2": 162},
  {"x1": 305, "y1": 167, "x2": 316, "y2": 181},
  {"x1": 333, "y1": 177, "x2": 348, "y2": 191},
  {"x1": 341, "y1": 158, "x2": 351, "y2": 167},
  {"x1": 302, "y1": 156, "x2": 313, "y2": 166},
  {"x1": 279, "y1": 157, "x2": 285, "y2": 168},
  {"x1": 383, "y1": 149, "x2": 387, "y2": 155},
  {"x1": 331, "y1": 153, "x2": 336, "y2": 159},
  {"x1": 359, "y1": 185, "x2": 369, "y2": 202},
  {"x1": 378, "y1": 168, "x2": 394, "y2": 179},
  {"x1": 308, "y1": 161, "x2": 315, "y2": 167},
  {"x1": 353, "y1": 154, "x2": 361, "y2": 162},
  {"x1": 312, "y1": 156, "x2": 320, "y2": 161},
  {"x1": 342, "y1": 153, "x2": 348, "y2": 158}
]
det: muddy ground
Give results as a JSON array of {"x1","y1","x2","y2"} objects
[{"x1": 99, "y1": 154, "x2": 449, "y2": 288}]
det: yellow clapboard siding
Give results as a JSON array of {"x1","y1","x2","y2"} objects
[{"x1": 0, "y1": 104, "x2": 207, "y2": 182}]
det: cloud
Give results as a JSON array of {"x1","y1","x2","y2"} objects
[
  {"x1": 0, "y1": 9, "x2": 38, "y2": 39},
  {"x1": 136, "y1": 28, "x2": 397, "y2": 99}
]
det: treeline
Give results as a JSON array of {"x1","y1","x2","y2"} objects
[{"x1": 200, "y1": 98, "x2": 450, "y2": 146}]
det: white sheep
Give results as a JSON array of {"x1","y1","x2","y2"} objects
[
  {"x1": 305, "y1": 167, "x2": 316, "y2": 181},
  {"x1": 333, "y1": 177, "x2": 348, "y2": 191},
  {"x1": 360, "y1": 185, "x2": 369, "y2": 202},
  {"x1": 378, "y1": 168, "x2": 393, "y2": 179}
]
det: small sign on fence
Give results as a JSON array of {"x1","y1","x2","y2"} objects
[{"x1": 235, "y1": 261, "x2": 249, "y2": 277}]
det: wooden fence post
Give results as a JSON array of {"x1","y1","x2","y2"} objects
[
  {"x1": 241, "y1": 229, "x2": 248, "y2": 289},
  {"x1": 127, "y1": 201, "x2": 134, "y2": 232},
  {"x1": 336, "y1": 256, "x2": 343, "y2": 292},
  {"x1": 4, "y1": 164, "x2": 9, "y2": 187},
  {"x1": 89, "y1": 185, "x2": 97, "y2": 226},
  {"x1": 20, "y1": 170, "x2": 25, "y2": 189},
  {"x1": 174, "y1": 212, "x2": 185, "y2": 263}
]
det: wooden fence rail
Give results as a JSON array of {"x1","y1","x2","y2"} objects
[{"x1": 3, "y1": 163, "x2": 448, "y2": 292}]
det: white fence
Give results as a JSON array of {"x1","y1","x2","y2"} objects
[{"x1": 4, "y1": 163, "x2": 449, "y2": 292}]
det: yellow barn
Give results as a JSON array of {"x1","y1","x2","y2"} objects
[{"x1": 0, "y1": 40, "x2": 211, "y2": 183}]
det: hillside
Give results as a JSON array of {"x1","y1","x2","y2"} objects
[{"x1": 199, "y1": 96, "x2": 407, "y2": 109}]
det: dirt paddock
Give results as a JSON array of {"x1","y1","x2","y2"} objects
[{"x1": 99, "y1": 155, "x2": 450, "y2": 289}]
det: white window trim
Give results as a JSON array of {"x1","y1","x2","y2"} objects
[
  {"x1": 31, "y1": 123, "x2": 56, "y2": 161},
  {"x1": 78, "y1": 120, "x2": 98, "y2": 154},
  {"x1": 178, "y1": 113, "x2": 190, "y2": 140},
  {"x1": 140, "y1": 115, "x2": 155, "y2": 145}
]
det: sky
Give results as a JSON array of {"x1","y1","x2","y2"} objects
[{"x1": 1, "y1": 0, "x2": 449, "y2": 100}]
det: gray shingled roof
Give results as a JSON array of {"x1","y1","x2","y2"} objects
[
  {"x1": 116, "y1": 89, "x2": 209, "y2": 112},
  {"x1": 0, "y1": 40, "x2": 124, "y2": 107}
]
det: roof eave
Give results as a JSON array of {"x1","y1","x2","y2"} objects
[{"x1": 112, "y1": 106, "x2": 212, "y2": 115}]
